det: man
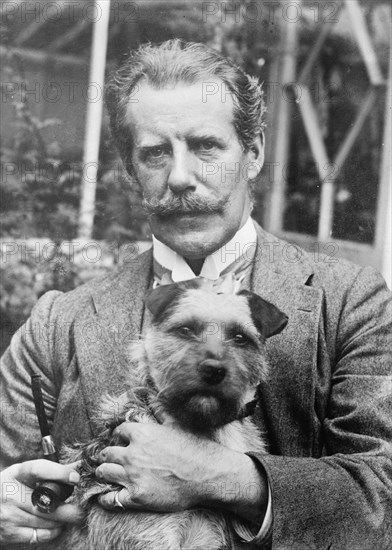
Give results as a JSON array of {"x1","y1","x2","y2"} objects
[{"x1": 1, "y1": 40, "x2": 391, "y2": 549}]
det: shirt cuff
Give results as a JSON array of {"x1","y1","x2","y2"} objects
[{"x1": 231, "y1": 482, "x2": 272, "y2": 546}]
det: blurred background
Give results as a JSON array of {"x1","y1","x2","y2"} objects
[{"x1": 1, "y1": 0, "x2": 391, "y2": 351}]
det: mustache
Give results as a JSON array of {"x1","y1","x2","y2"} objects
[{"x1": 142, "y1": 192, "x2": 229, "y2": 217}]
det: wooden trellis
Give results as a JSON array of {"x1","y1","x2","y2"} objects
[
  {"x1": 299, "y1": 0, "x2": 384, "y2": 241},
  {"x1": 268, "y1": 0, "x2": 387, "y2": 241},
  {"x1": 266, "y1": 0, "x2": 390, "y2": 283}
]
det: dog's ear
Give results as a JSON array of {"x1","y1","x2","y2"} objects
[
  {"x1": 239, "y1": 291, "x2": 288, "y2": 339},
  {"x1": 144, "y1": 284, "x2": 184, "y2": 321}
]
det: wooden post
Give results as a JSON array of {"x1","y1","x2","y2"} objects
[
  {"x1": 78, "y1": 0, "x2": 111, "y2": 240},
  {"x1": 266, "y1": 7, "x2": 300, "y2": 233},
  {"x1": 344, "y1": 0, "x2": 384, "y2": 86},
  {"x1": 376, "y1": 53, "x2": 391, "y2": 288},
  {"x1": 295, "y1": 87, "x2": 333, "y2": 241}
]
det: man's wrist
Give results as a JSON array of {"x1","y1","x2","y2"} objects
[{"x1": 198, "y1": 448, "x2": 268, "y2": 525}]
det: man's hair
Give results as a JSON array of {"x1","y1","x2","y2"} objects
[{"x1": 105, "y1": 39, "x2": 266, "y2": 173}]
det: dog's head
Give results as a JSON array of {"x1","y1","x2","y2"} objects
[{"x1": 140, "y1": 282, "x2": 288, "y2": 432}]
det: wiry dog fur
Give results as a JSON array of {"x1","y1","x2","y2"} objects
[{"x1": 52, "y1": 280, "x2": 288, "y2": 550}]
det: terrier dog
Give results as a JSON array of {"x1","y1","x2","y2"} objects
[{"x1": 56, "y1": 280, "x2": 288, "y2": 550}]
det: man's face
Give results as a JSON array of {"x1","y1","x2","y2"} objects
[{"x1": 125, "y1": 80, "x2": 263, "y2": 259}]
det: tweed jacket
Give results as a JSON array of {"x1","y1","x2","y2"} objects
[{"x1": 1, "y1": 225, "x2": 391, "y2": 550}]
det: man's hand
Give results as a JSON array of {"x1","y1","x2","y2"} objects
[
  {"x1": 0, "y1": 460, "x2": 83, "y2": 545},
  {"x1": 96, "y1": 422, "x2": 268, "y2": 525}
]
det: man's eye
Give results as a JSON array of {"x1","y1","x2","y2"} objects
[
  {"x1": 197, "y1": 140, "x2": 218, "y2": 153},
  {"x1": 191, "y1": 139, "x2": 218, "y2": 154},
  {"x1": 200, "y1": 141, "x2": 215, "y2": 151},
  {"x1": 142, "y1": 146, "x2": 169, "y2": 162}
]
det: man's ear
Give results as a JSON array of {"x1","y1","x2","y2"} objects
[
  {"x1": 144, "y1": 284, "x2": 183, "y2": 322},
  {"x1": 246, "y1": 132, "x2": 265, "y2": 180},
  {"x1": 239, "y1": 290, "x2": 288, "y2": 339}
]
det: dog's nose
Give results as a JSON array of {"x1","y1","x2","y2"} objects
[{"x1": 198, "y1": 360, "x2": 226, "y2": 385}]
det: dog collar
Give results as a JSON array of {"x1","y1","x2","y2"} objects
[{"x1": 235, "y1": 383, "x2": 261, "y2": 421}]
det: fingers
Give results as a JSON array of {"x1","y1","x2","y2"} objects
[
  {"x1": 0, "y1": 461, "x2": 83, "y2": 545},
  {"x1": 48, "y1": 503, "x2": 84, "y2": 525},
  {"x1": 19, "y1": 513, "x2": 60, "y2": 530},
  {"x1": 96, "y1": 446, "x2": 128, "y2": 466},
  {"x1": 19, "y1": 499, "x2": 84, "y2": 525},
  {"x1": 2, "y1": 526, "x2": 63, "y2": 545},
  {"x1": 2, "y1": 503, "x2": 60, "y2": 529},
  {"x1": 13, "y1": 460, "x2": 80, "y2": 488},
  {"x1": 112, "y1": 421, "x2": 139, "y2": 442},
  {"x1": 95, "y1": 463, "x2": 127, "y2": 485},
  {"x1": 0, "y1": 503, "x2": 63, "y2": 544},
  {"x1": 98, "y1": 488, "x2": 139, "y2": 511}
]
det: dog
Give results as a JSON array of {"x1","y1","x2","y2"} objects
[{"x1": 54, "y1": 279, "x2": 288, "y2": 550}]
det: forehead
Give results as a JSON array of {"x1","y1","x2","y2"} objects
[
  {"x1": 168, "y1": 290, "x2": 256, "y2": 333},
  {"x1": 125, "y1": 79, "x2": 238, "y2": 143}
]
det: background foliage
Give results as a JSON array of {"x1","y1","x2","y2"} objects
[{"x1": 0, "y1": 4, "x2": 257, "y2": 352}]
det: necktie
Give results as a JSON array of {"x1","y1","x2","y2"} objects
[{"x1": 153, "y1": 248, "x2": 255, "y2": 294}]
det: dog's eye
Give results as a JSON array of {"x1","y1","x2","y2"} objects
[
  {"x1": 178, "y1": 326, "x2": 193, "y2": 337},
  {"x1": 233, "y1": 333, "x2": 249, "y2": 346}
]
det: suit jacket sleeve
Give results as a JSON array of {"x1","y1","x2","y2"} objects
[
  {"x1": 0, "y1": 290, "x2": 64, "y2": 469},
  {"x1": 250, "y1": 266, "x2": 392, "y2": 549}
]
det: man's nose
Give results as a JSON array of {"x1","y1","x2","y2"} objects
[{"x1": 167, "y1": 145, "x2": 196, "y2": 193}]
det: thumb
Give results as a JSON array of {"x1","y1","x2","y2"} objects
[
  {"x1": 13, "y1": 460, "x2": 81, "y2": 488},
  {"x1": 51, "y1": 502, "x2": 85, "y2": 525}
]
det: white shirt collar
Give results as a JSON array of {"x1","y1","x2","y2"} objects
[{"x1": 152, "y1": 217, "x2": 257, "y2": 282}]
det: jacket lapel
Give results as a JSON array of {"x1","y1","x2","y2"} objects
[
  {"x1": 252, "y1": 225, "x2": 323, "y2": 457},
  {"x1": 74, "y1": 224, "x2": 323, "y2": 453},
  {"x1": 74, "y1": 249, "x2": 153, "y2": 433}
]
